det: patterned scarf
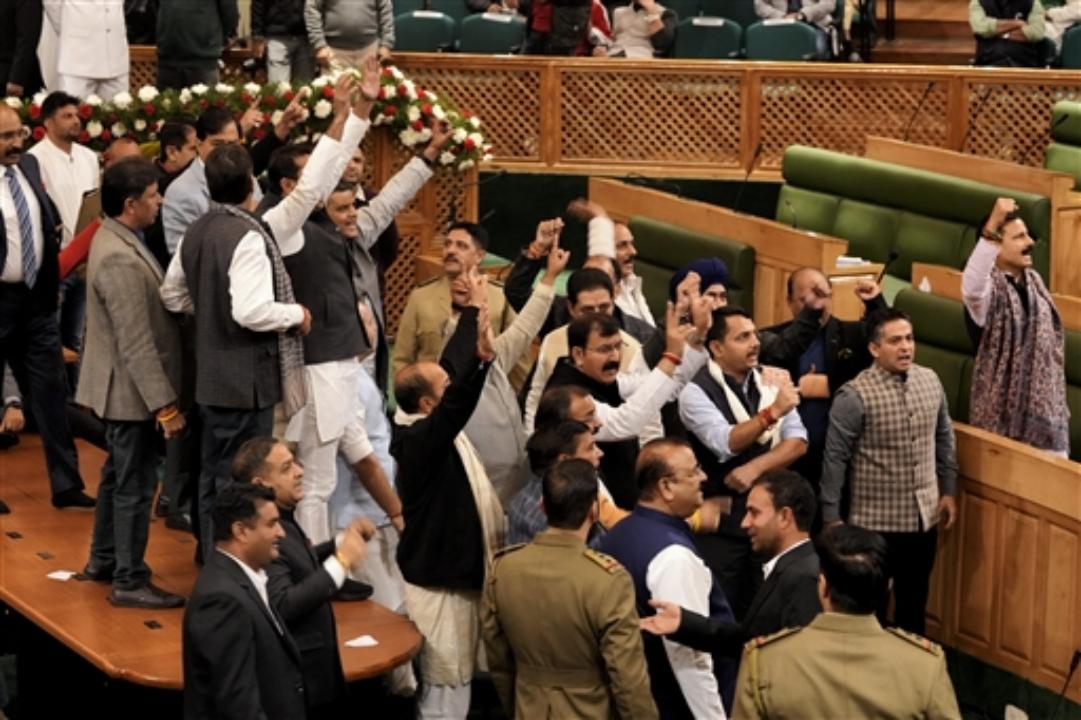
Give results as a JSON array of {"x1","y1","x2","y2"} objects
[
  {"x1": 969, "y1": 267, "x2": 1069, "y2": 452},
  {"x1": 215, "y1": 203, "x2": 307, "y2": 418}
]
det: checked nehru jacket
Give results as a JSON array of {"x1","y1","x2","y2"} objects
[{"x1": 845, "y1": 363, "x2": 945, "y2": 533}]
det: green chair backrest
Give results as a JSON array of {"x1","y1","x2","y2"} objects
[
  {"x1": 667, "y1": 0, "x2": 701, "y2": 20},
  {"x1": 394, "y1": 11, "x2": 457, "y2": 51},
  {"x1": 458, "y1": 13, "x2": 527, "y2": 53},
  {"x1": 700, "y1": 0, "x2": 758, "y2": 30},
  {"x1": 1062, "y1": 24, "x2": 1081, "y2": 68},
  {"x1": 674, "y1": 17, "x2": 742, "y2": 58},
  {"x1": 429, "y1": 0, "x2": 470, "y2": 24},
  {"x1": 745, "y1": 20, "x2": 820, "y2": 61},
  {"x1": 394, "y1": 0, "x2": 426, "y2": 13}
]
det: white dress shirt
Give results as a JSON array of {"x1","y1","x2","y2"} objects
[
  {"x1": 161, "y1": 113, "x2": 370, "y2": 334},
  {"x1": 26, "y1": 137, "x2": 98, "y2": 248},
  {"x1": 1, "y1": 165, "x2": 45, "y2": 283},
  {"x1": 217, "y1": 548, "x2": 282, "y2": 633},
  {"x1": 762, "y1": 538, "x2": 811, "y2": 580},
  {"x1": 646, "y1": 544, "x2": 727, "y2": 719}
]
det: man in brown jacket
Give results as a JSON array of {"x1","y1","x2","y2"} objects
[{"x1": 482, "y1": 459, "x2": 657, "y2": 719}]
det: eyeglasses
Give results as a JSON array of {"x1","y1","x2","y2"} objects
[
  {"x1": 586, "y1": 340, "x2": 623, "y2": 355},
  {"x1": 0, "y1": 126, "x2": 31, "y2": 142}
]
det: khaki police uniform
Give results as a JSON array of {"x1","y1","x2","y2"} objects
[
  {"x1": 733, "y1": 612, "x2": 962, "y2": 719},
  {"x1": 481, "y1": 531, "x2": 658, "y2": 719},
  {"x1": 391, "y1": 274, "x2": 517, "y2": 377}
]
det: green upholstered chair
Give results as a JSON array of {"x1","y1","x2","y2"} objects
[
  {"x1": 666, "y1": 0, "x2": 701, "y2": 20},
  {"x1": 1044, "y1": 100, "x2": 1081, "y2": 189},
  {"x1": 745, "y1": 20, "x2": 820, "y2": 60},
  {"x1": 1062, "y1": 25, "x2": 1081, "y2": 68},
  {"x1": 700, "y1": 0, "x2": 758, "y2": 31},
  {"x1": 394, "y1": 0, "x2": 426, "y2": 13},
  {"x1": 393, "y1": 11, "x2": 457, "y2": 51},
  {"x1": 428, "y1": 0, "x2": 471, "y2": 24},
  {"x1": 458, "y1": 13, "x2": 527, "y2": 53},
  {"x1": 674, "y1": 17, "x2": 742, "y2": 58}
]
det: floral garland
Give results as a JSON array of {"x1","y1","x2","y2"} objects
[{"x1": 2, "y1": 65, "x2": 492, "y2": 172}]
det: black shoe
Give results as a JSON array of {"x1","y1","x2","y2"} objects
[
  {"x1": 82, "y1": 561, "x2": 115, "y2": 582},
  {"x1": 335, "y1": 578, "x2": 374, "y2": 601},
  {"x1": 0, "y1": 498, "x2": 9, "y2": 514},
  {"x1": 0, "y1": 431, "x2": 18, "y2": 450},
  {"x1": 109, "y1": 582, "x2": 185, "y2": 609},
  {"x1": 154, "y1": 494, "x2": 170, "y2": 518},
  {"x1": 52, "y1": 488, "x2": 96, "y2": 509},
  {"x1": 165, "y1": 512, "x2": 192, "y2": 533}
]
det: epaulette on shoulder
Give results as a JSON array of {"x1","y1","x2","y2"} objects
[
  {"x1": 887, "y1": 627, "x2": 942, "y2": 656},
  {"x1": 583, "y1": 548, "x2": 622, "y2": 574},
  {"x1": 746, "y1": 626, "x2": 802, "y2": 650},
  {"x1": 493, "y1": 542, "x2": 526, "y2": 559}
]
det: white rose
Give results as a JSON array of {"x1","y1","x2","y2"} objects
[
  {"x1": 275, "y1": 81, "x2": 292, "y2": 95},
  {"x1": 111, "y1": 122, "x2": 127, "y2": 137},
  {"x1": 244, "y1": 82, "x2": 262, "y2": 96},
  {"x1": 389, "y1": 66, "x2": 404, "y2": 80},
  {"x1": 482, "y1": 153, "x2": 493, "y2": 162},
  {"x1": 398, "y1": 128, "x2": 421, "y2": 147},
  {"x1": 453, "y1": 127, "x2": 467, "y2": 143},
  {"x1": 439, "y1": 151, "x2": 455, "y2": 166},
  {"x1": 215, "y1": 83, "x2": 234, "y2": 94},
  {"x1": 85, "y1": 94, "x2": 103, "y2": 107},
  {"x1": 313, "y1": 99, "x2": 332, "y2": 119},
  {"x1": 469, "y1": 116, "x2": 481, "y2": 129},
  {"x1": 179, "y1": 89, "x2": 192, "y2": 105},
  {"x1": 3, "y1": 97, "x2": 21, "y2": 109},
  {"x1": 190, "y1": 84, "x2": 208, "y2": 96},
  {"x1": 467, "y1": 132, "x2": 483, "y2": 147},
  {"x1": 419, "y1": 127, "x2": 432, "y2": 142},
  {"x1": 31, "y1": 90, "x2": 47, "y2": 106},
  {"x1": 137, "y1": 86, "x2": 159, "y2": 103},
  {"x1": 458, "y1": 159, "x2": 475, "y2": 171},
  {"x1": 424, "y1": 90, "x2": 438, "y2": 101},
  {"x1": 401, "y1": 80, "x2": 417, "y2": 100},
  {"x1": 407, "y1": 105, "x2": 421, "y2": 123},
  {"x1": 111, "y1": 92, "x2": 133, "y2": 110},
  {"x1": 134, "y1": 119, "x2": 147, "y2": 131},
  {"x1": 86, "y1": 121, "x2": 103, "y2": 138},
  {"x1": 432, "y1": 104, "x2": 446, "y2": 120},
  {"x1": 311, "y1": 75, "x2": 329, "y2": 88},
  {"x1": 270, "y1": 110, "x2": 284, "y2": 126}
]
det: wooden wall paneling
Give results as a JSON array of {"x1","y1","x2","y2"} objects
[
  {"x1": 1052, "y1": 208, "x2": 1081, "y2": 296},
  {"x1": 1039, "y1": 522, "x2": 1081, "y2": 698},
  {"x1": 1055, "y1": 293, "x2": 1081, "y2": 332},
  {"x1": 996, "y1": 506, "x2": 1040, "y2": 665},
  {"x1": 954, "y1": 487, "x2": 998, "y2": 652}
]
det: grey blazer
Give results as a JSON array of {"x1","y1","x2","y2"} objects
[
  {"x1": 754, "y1": 0, "x2": 837, "y2": 28},
  {"x1": 75, "y1": 216, "x2": 182, "y2": 422}
]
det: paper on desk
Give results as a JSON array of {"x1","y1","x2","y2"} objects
[
  {"x1": 47, "y1": 570, "x2": 76, "y2": 581},
  {"x1": 345, "y1": 635, "x2": 379, "y2": 648}
]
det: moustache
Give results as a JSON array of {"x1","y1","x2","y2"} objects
[
  {"x1": 1021, "y1": 246, "x2": 1033, "y2": 256},
  {"x1": 602, "y1": 360, "x2": 620, "y2": 372}
]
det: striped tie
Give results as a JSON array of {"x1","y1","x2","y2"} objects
[{"x1": 5, "y1": 166, "x2": 37, "y2": 289}]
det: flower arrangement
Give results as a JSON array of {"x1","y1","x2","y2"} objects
[{"x1": 2, "y1": 66, "x2": 492, "y2": 172}]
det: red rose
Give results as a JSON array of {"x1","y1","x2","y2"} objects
[
  {"x1": 262, "y1": 95, "x2": 275, "y2": 107},
  {"x1": 322, "y1": 86, "x2": 334, "y2": 99},
  {"x1": 396, "y1": 84, "x2": 408, "y2": 97},
  {"x1": 263, "y1": 112, "x2": 272, "y2": 124},
  {"x1": 378, "y1": 87, "x2": 387, "y2": 100},
  {"x1": 214, "y1": 99, "x2": 225, "y2": 108},
  {"x1": 31, "y1": 126, "x2": 45, "y2": 141},
  {"x1": 463, "y1": 138, "x2": 476, "y2": 151},
  {"x1": 282, "y1": 90, "x2": 295, "y2": 102},
  {"x1": 411, "y1": 120, "x2": 423, "y2": 131},
  {"x1": 240, "y1": 92, "x2": 253, "y2": 105},
  {"x1": 78, "y1": 104, "x2": 92, "y2": 120},
  {"x1": 381, "y1": 68, "x2": 394, "y2": 78},
  {"x1": 254, "y1": 127, "x2": 267, "y2": 141},
  {"x1": 143, "y1": 103, "x2": 155, "y2": 116},
  {"x1": 78, "y1": 130, "x2": 89, "y2": 143},
  {"x1": 100, "y1": 129, "x2": 112, "y2": 142},
  {"x1": 199, "y1": 99, "x2": 209, "y2": 109},
  {"x1": 382, "y1": 105, "x2": 396, "y2": 117},
  {"x1": 28, "y1": 105, "x2": 40, "y2": 119},
  {"x1": 421, "y1": 103, "x2": 432, "y2": 116}
]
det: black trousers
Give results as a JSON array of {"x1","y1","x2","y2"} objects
[
  {"x1": 197, "y1": 404, "x2": 273, "y2": 560},
  {"x1": 0, "y1": 283, "x2": 83, "y2": 497},
  {"x1": 878, "y1": 527, "x2": 939, "y2": 636},
  {"x1": 694, "y1": 533, "x2": 764, "y2": 622},
  {"x1": 156, "y1": 63, "x2": 219, "y2": 91}
]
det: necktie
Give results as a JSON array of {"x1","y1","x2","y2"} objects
[{"x1": 4, "y1": 167, "x2": 37, "y2": 288}]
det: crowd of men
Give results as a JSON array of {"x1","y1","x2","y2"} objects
[{"x1": 0, "y1": 32, "x2": 1075, "y2": 718}]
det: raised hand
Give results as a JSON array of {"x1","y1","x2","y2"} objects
[
  {"x1": 541, "y1": 231, "x2": 571, "y2": 285},
  {"x1": 477, "y1": 302, "x2": 496, "y2": 359},
  {"x1": 423, "y1": 119, "x2": 454, "y2": 162},
  {"x1": 566, "y1": 197, "x2": 609, "y2": 223},
  {"x1": 854, "y1": 279, "x2": 881, "y2": 301},
  {"x1": 332, "y1": 72, "x2": 357, "y2": 119},
  {"x1": 274, "y1": 86, "x2": 309, "y2": 141}
]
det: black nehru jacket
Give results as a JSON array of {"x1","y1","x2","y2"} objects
[
  {"x1": 180, "y1": 209, "x2": 281, "y2": 410},
  {"x1": 393, "y1": 308, "x2": 492, "y2": 591},
  {"x1": 281, "y1": 216, "x2": 370, "y2": 365}
]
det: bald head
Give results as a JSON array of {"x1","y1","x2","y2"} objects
[
  {"x1": 394, "y1": 362, "x2": 449, "y2": 416},
  {"x1": 104, "y1": 136, "x2": 141, "y2": 168},
  {"x1": 786, "y1": 266, "x2": 832, "y2": 321}
]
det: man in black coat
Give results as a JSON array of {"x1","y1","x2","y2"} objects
[
  {"x1": 182, "y1": 482, "x2": 307, "y2": 720},
  {"x1": 232, "y1": 436, "x2": 374, "y2": 719},
  {"x1": 0, "y1": 104, "x2": 91, "y2": 509},
  {"x1": 642, "y1": 470, "x2": 821, "y2": 656},
  {"x1": 0, "y1": 0, "x2": 43, "y2": 98},
  {"x1": 762, "y1": 269, "x2": 887, "y2": 487}
]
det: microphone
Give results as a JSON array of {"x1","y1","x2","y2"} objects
[
  {"x1": 902, "y1": 81, "x2": 935, "y2": 143},
  {"x1": 783, "y1": 198, "x2": 800, "y2": 230},
  {"x1": 733, "y1": 142, "x2": 764, "y2": 214},
  {"x1": 623, "y1": 173, "x2": 684, "y2": 198},
  {"x1": 447, "y1": 169, "x2": 508, "y2": 226},
  {"x1": 958, "y1": 88, "x2": 994, "y2": 152},
  {"x1": 876, "y1": 251, "x2": 899, "y2": 284}
]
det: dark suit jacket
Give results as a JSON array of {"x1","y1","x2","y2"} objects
[
  {"x1": 0, "y1": 154, "x2": 61, "y2": 312},
  {"x1": 183, "y1": 550, "x2": 307, "y2": 720},
  {"x1": 672, "y1": 540, "x2": 821, "y2": 657},
  {"x1": 0, "y1": 0, "x2": 43, "y2": 94},
  {"x1": 266, "y1": 509, "x2": 346, "y2": 711}
]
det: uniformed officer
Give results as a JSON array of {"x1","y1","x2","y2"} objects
[
  {"x1": 481, "y1": 459, "x2": 658, "y2": 719},
  {"x1": 733, "y1": 524, "x2": 962, "y2": 719},
  {"x1": 392, "y1": 221, "x2": 516, "y2": 377}
]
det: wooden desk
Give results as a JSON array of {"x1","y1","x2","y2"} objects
[
  {"x1": 0, "y1": 437, "x2": 422, "y2": 691},
  {"x1": 826, "y1": 263, "x2": 884, "y2": 321}
]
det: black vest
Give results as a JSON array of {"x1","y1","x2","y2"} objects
[
  {"x1": 974, "y1": 0, "x2": 1040, "y2": 66},
  {"x1": 686, "y1": 366, "x2": 771, "y2": 536},
  {"x1": 180, "y1": 208, "x2": 281, "y2": 410},
  {"x1": 282, "y1": 220, "x2": 369, "y2": 366}
]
